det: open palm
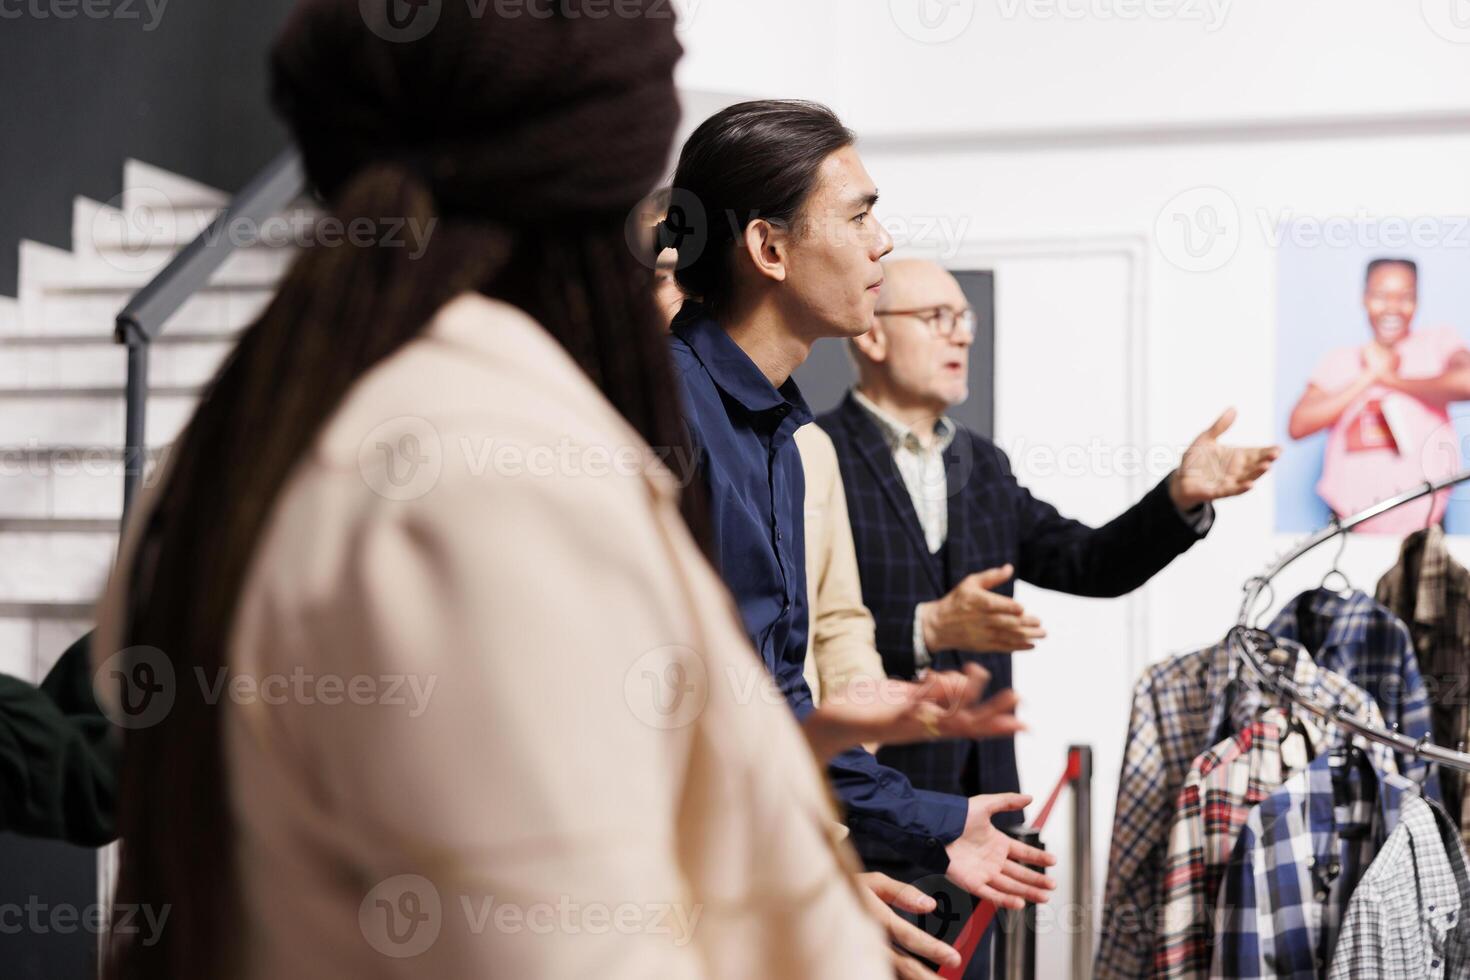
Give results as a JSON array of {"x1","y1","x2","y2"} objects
[{"x1": 1172, "y1": 407, "x2": 1281, "y2": 509}]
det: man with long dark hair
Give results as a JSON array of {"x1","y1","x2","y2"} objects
[{"x1": 662, "y1": 100, "x2": 1056, "y2": 919}]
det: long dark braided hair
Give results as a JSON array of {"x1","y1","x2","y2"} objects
[{"x1": 103, "y1": 2, "x2": 700, "y2": 977}]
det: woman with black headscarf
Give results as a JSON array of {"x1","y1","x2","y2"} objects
[{"x1": 93, "y1": 2, "x2": 892, "y2": 976}]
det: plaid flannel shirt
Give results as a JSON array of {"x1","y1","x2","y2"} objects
[
  {"x1": 1376, "y1": 526, "x2": 1470, "y2": 852},
  {"x1": 1211, "y1": 751, "x2": 1413, "y2": 980},
  {"x1": 1097, "y1": 641, "x2": 1391, "y2": 980},
  {"x1": 1154, "y1": 698, "x2": 1394, "y2": 980},
  {"x1": 1328, "y1": 795, "x2": 1470, "y2": 980},
  {"x1": 1269, "y1": 588, "x2": 1439, "y2": 797}
]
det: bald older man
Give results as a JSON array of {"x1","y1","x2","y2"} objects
[{"x1": 817, "y1": 258, "x2": 1278, "y2": 962}]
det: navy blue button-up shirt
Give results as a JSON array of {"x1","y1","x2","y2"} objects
[{"x1": 670, "y1": 303, "x2": 965, "y2": 871}]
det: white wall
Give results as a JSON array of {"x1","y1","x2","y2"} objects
[{"x1": 678, "y1": 4, "x2": 1470, "y2": 977}]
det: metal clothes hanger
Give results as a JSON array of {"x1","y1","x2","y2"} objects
[{"x1": 1319, "y1": 522, "x2": 1353, "y2": 597}]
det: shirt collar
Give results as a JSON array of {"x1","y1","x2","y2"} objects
[
  {"x1": 1269, "y1": 587, "x2": 1376, "y2": 659},
  {"x1": 672, "y1": 303, "x2": 813, "y2": 424},
  {"x1": 851, "y1": 388, "x2": 957, "y2": 455}
]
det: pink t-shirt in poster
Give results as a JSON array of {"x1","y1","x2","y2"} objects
[{"x1": 1310, "y1": 325, "x2": 1465, "y2": 534}]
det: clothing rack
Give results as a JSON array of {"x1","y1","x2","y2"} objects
[{"x1": 1232, "y1": 469, "x2": 1470, "y2": 776}]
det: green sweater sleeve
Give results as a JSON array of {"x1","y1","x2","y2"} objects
[{"x1": 0, "y1": 632, "x2": 118, "y2": 845}]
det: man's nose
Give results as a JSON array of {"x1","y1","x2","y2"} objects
[{"x1": 873, "y1": 219, "x2": 895, "y2": 260}]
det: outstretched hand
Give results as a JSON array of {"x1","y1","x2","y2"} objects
[
  {"x1": 945, "y1": 793, "x2": 1057, "y2": 910},
  {"x1": 1171, "y1": 407, "x2": 1281, "y2": 509},
  {"x1": 858, "y1": 871, "x2": 960, "y2": 979},
  {"x1": 802, "y1": 664, "x2": 1024, "y2": 761}
]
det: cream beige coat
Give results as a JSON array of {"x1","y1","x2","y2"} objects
[
  {"x1": 796, "y1": 424, "x2": 884, "y2": 705},
  {"x1": 96, "y1": 294, "x2": 889, "y2": 979}
]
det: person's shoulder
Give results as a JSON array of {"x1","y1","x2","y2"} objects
[
  {"x1": 307, "y1": 293, "x2": 663, "y2": 490},
  {"x1": 1419, "y1": 324, "x2": 1468, "y2": 355}
]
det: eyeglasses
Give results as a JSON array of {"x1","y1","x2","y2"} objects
[{"x1": 874, "y1": 305, "x2": 976, "y2": 340}]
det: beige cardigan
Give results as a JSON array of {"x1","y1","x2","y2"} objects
[
  {"x1": 96, "y1": 294, "x2": 888, "y2": 979},
  {"x1": 796, "y1": 424, "x2": 884, "y2": 705}
]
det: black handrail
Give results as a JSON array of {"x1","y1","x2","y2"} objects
[{"x1": 114, "y1": 148, "x2": 306, "y2": 519}]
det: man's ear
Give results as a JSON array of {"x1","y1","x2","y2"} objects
[
  {"x1": 740, "y1": 218, "x2": 788, "y2": 285},
  {"x1": 852, "y1": 317, "x2": 887, "y2": 364}
]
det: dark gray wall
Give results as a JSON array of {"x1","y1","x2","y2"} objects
[
  {"x1": 0, "y1": 0, "x2": 297, "y2": 295},
  {"x1": 793, "y1": 270, "x2": 996, "y2": 437},
  {"x1": 0, "y1": 5, "x2": 296, "y2": 975}
]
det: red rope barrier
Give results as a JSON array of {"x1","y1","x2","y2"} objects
[{"x1": 938, "y1": 748, "x2": 1080, "y2": 979}]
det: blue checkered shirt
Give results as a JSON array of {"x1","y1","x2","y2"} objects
[
  {"x1": 1097, "y1": 641, "x2": 1390, "y2": 980},
  {"x1": 1268, "y1": 588, "x2": 1439, "y2": 797},
  {"x1": 1210, "y1": 751, "x2": 1414, "y2": 979}
]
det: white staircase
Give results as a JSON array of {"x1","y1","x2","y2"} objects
[{"x1": 0, "y1": 161, "x2": 305, "y2": 683}]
